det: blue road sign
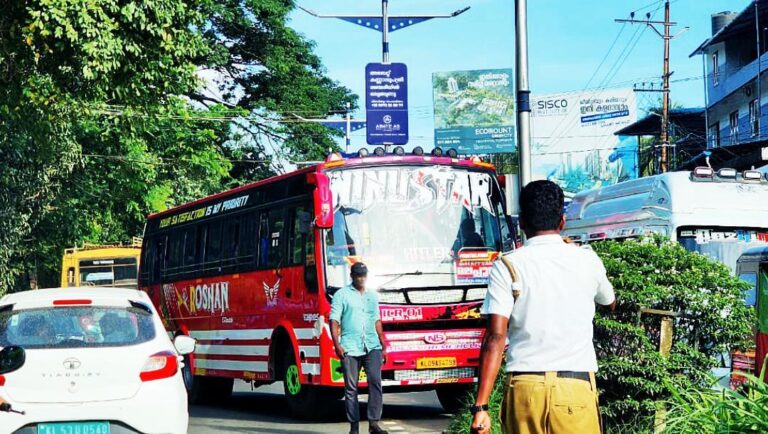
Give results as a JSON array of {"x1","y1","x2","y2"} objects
[{"x1": 365, "y1": 63, "x2": 408, "y2": 145}]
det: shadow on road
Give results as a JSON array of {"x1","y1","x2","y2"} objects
[{"x1": 190, "y1": 388, "x2": 452, "y2": 433}]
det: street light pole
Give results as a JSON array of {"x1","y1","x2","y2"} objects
[
  {"x1": 515, "y1": 0, "x2": 533, "y2": 188},
  {"x1": 382, "y1": 0, "x2": 390, "y2": 64}
]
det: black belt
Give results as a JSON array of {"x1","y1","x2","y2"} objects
[{"x1": 511, "y1": 371, "x2": 591, "y2": 382}]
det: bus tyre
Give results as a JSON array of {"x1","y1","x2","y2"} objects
[
  {"x1": 183, "y1": 354, "x2": 233, "y2": 405},
  {"x1": 282, "y1": 346, "x2": 323, "y2": 419},
  {"x1": 436, "y1": 384, "x2": 474, "y2": 414}
]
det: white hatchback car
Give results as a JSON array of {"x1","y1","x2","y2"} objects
[{"x1": 0, "y1": 287, "x2": 195, "y2": 434}]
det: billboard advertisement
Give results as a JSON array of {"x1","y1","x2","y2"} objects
[
  {"x1": 531, "y1": 89, "x2": 638, "y2": 196},
  {"x1": 432, "y1": 69, "x2": 516, "y2": 154},
  {"x1": 366, "y1": 62, "x2": 408, "y2": 145}
]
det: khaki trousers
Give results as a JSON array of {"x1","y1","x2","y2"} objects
[{"x1": 500, "y1": 372, "x2": 602, "y2": 434}]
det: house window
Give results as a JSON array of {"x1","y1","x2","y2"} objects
[
  {"x1": 709, "y1": 122, "x2": 720, "y2": 148},
  {"x1": 749, "y1": 98, "x2": 760, "y2": 137},
  {"x1": 712, "y1": 51, "x2": 719, "y2": 86},
  {"x1": 729, "y1": 110, "x2": 739, "y2": 144}
]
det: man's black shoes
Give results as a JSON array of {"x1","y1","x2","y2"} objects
[{"x1": 369, "y1": 423, "x2": 389, "y2": 434}]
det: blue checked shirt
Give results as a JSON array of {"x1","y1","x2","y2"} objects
[{"x1": 329, "y1": 284, "x2": 382, "y2": 357}]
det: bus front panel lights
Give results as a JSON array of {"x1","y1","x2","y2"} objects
[
  {"x1": 393, "y1": 146, "x2": 405, "y2": 156},
  {"x1": 431, "y1": 147, "x2": 443, "y2": 157},
  {"x1": 717, "y1": 168, "x2": 737, "y2": 179},
  {"x1": 446, "y1": 148, "x2": 459, "y2": 159},
  {"x1": 412, "y1": 146, "x2": 424, "y2": 156},
  {"x1": 373, "y1": 147, "x2": 386, "y2": 157},
  {"x1": 743, "y1": 170, "x2": 763, "y2": 182}
]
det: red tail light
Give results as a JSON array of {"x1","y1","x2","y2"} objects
[
  {"x1": 0, "y1": 375, "x2": 5, "y2": 386},
  {"x1": 140, "y1": 351, "x2": 178, "y2": 382}
]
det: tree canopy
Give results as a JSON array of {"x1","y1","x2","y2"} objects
[{"x1": 0, "y1": 0, "x2": 356, "y2": 293}]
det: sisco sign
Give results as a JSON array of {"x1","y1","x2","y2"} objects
[{"x1": 365, "y1": 62, "x2": 409, "y2": 145}]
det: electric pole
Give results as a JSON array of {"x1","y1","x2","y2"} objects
[
  {"x1": 516, "y1": 0, "x2": 532, "y2": 188},
  {"x1": 616, "y1": 1, "x2": 688, "y2": 173}
]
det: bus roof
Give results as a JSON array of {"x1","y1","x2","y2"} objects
[
  {"x1": 564, "y1": 170, "x2": 768, "y2": 232},
  {"x1": 147, "y1": 155, "x2": 495, "y2": 220}
]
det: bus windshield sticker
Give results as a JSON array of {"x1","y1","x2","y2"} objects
[
  {"x1": 329, "y1": 166, "x2": 495, "y2": 216},
  {"x1": 455, "y1": 250, "x2": 499, "y2": 285}
]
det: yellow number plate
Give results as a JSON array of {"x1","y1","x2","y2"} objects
[{"x1": 416, "y1": 357, "x2": 457, "y2": 370}]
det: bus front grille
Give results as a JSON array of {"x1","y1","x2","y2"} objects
[{"x1": 393, "y1": 367, "x2": 476, "y2": 382}]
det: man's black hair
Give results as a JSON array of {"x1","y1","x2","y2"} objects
[{"x1": 519, "y1": 180, "x2": 565, "y2": 232}]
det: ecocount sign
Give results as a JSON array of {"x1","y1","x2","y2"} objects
[{"x1": 365, "y1": 63, "x2": 408, "y2": 145}]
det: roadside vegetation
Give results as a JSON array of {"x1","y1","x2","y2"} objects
[{"x1": 448, "y1": 237, "x2": 754, "y2": 433}]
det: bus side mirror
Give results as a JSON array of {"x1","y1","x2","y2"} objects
[{"x1": 308, "y1": 173, "x2": 334, "y2": 229}]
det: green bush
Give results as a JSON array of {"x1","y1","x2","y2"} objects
[
  {"x1": 594, "y1": 237, "x2": 752, "y2": 425},
  {"x1": 447, "y1": 237, "x2": 753, "y2": 433},
  {"x1": 663, "y1": 368, "x2": 768, "y2": 433}
]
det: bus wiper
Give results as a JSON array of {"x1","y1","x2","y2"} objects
[{"x1": 377, "y1": 271, "x2": 453, "y2": 290}]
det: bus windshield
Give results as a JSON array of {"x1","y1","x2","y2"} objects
[
  {"x1": 325, "y1": 165, "x2": 511, "y2": 291},
  {"x1": 79, "y1": 257, "x2": 139, "y2": 289},
  {"x1": 677, "y1": 227, "x2": 768, "y2": 274}
]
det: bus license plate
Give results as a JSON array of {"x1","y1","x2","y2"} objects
[
  {"x1": 416, "y1": 357, "x2": 457, "y2": 370},
  {"x1": 38, "y1": 422, "x2": 110, "y2": 434}
]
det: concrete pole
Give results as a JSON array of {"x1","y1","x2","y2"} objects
[{"x1": 515, "y1": 0, "x2": 533, "y2": 188}]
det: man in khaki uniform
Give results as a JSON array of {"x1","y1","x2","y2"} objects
[{"x1": 470, "y1": 180, "x2": 616, "y2": 434}]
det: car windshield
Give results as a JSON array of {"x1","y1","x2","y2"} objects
[
  {"x1": 0, "y1": 306, "x2": 156, "y2": 349},
  {"x1": 324, "y1": 165, "x2": 511, "y2": 290}
]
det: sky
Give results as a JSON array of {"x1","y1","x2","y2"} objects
[{"x1": 288, "y1": 0, "x2": 752, "y2": 151}]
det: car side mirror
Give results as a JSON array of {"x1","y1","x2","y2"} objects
[
  {"x1": 173, "y1": 335, "x2": 196, "y2": 355},
  {"x1": 0, "y1": 346, "x2": 25, "y2": 375}
]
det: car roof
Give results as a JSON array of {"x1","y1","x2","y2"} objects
[{"x1": 0, "y1": 287, "x2": 151, "y2": 309}]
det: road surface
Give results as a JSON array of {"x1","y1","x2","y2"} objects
[{"x1": 189, "y1": 381, "x2": 455, "y2": 434}]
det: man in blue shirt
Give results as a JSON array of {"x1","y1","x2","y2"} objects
[{"x1": 330, "y1": 262, "x2": 389, "y2": 434}]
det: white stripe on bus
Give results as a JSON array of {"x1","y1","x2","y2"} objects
[
  {"x1": 301, "y1": 363, "x2": 321, "y2": 375},
  {"x1": 196, "y1": 344, "x2": 269, "y2": 357},
  {"x1": 188, "y1": 328, "x2": 317, "y2": 341},
  {"x1": 299, "y1": 346, "x2": 320, "y2": 358},
  {"x1": 194, "y1": 359, "x2": 268, "y2": 372}
]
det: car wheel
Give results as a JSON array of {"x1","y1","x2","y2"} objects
[
  {"x1": 436, "y1": 384, "x2": 474, "y2": 414},
  {"x1": 184, "y1": 354, "x2": 233, "y2": 405}
]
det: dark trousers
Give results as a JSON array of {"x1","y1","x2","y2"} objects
[{"x1": 342, "y1": 349, "x2": 383, "y2": 425}]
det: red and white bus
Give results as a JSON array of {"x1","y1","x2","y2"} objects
[{"x1": 139, "y1": 150, "x2": 515, "y2": 417}]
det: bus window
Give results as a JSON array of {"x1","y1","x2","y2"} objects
[
  {"x1": 289, "y1": 207, "x2": 306, "y2": 265},
  {"x1": 167, "y1": 230, "x2": 183, "y2": 273},
  {"x1": 67, "y1": 267, "x2": 76, "y2": 286},
  {"x1": 222, "y1": 217, "x2": 241, "y2": 271},
  {"x1": 206, "y1": 221, "x2": 223, "y2": 264},
  {"x1": 266, "y1": 209, "x2": 285, "y2": 268},
  {"x1": 739, "y1": 273, "x2": 758, "y2": 307},
  {"x1": 152, "y1": 236, "x2": 165, "y2": 283},
  {"x1": 239, "y1": 213, "x2": 256, "y2": 265}
]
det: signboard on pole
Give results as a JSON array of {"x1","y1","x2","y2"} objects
[
  {"x1": 366, "y1": 63, "x2": 408, "y2": 145},
  {"x1": 530, "y1": 89, "x2": 638, "y2": 197},
  {"x1": 432, "y1": 69, "x2": 516, "y2": 154}
]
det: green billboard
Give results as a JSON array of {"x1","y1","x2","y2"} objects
[{"x1": 432, "y1": 69, "x2": 516, "y2": 154}]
